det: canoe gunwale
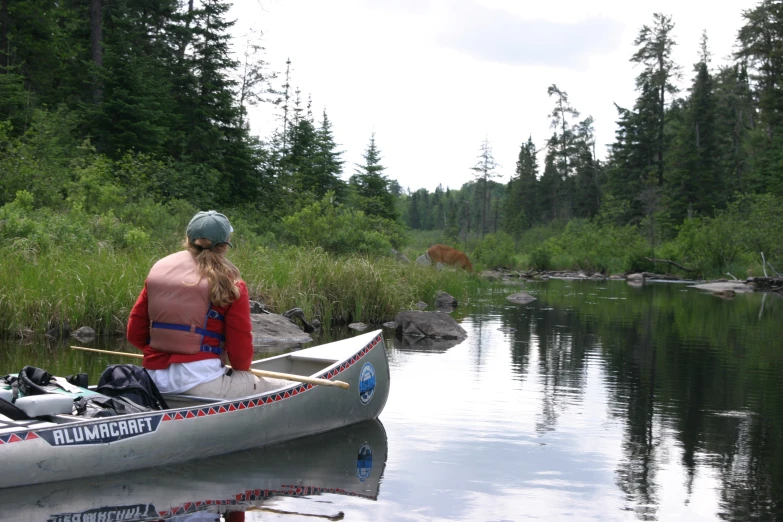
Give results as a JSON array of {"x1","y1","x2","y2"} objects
[{"x1": 2, "y1": 331, "x2": 383, "y2": 430}]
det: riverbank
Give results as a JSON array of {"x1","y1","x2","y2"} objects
[
  {"x1": 0, "y1": 246, "x2": 478, "y2": 340},
  {"x1": 478, "y1": 267, "x2": 783, "y2": 295}
]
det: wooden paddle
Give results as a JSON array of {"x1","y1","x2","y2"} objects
[{"x1": 70, "y1": 346, "x2": 350, "y2": 389}]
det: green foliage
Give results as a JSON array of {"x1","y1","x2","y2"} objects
[
  {"x1": 546, "y1": 220, "x2": 648, "y2": 273},
  {"x1": 123, "y1": 228, "x2": 151, "y2": 249},
  {"x1": 0, "y1": 109, "x2": 80, "y2": 208},
  {"x1": 0, "y1": 242, "x2": 475, "y2": 338},
  {"x1": 667, "y1": 193, "x2": 783, "y2": 277},
  {"x1": 472, "y1": 232, "x2": 516, "y2": 269},
  {"x1": 235, "y1": 247, "x2": 476, "y2": 326},
  {"x1": 281, "y1": 193, "x2": 405, "y2": 255},
  {"x1": 528, "y1": 247, "x2": 552, "y2": 271},
  {"x1": 2, "y1": 0, "x2": 783, "y2": 305},
  {"x1": 349, "y1": 133, "x2": 398, "y2": 221},
  {"x1": 623, "y1": 250, "x2": 656, "y2": 273}
]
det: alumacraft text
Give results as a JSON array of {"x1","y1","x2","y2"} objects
[{"x1": 38, "y1": 415, "x2": 162, "y2": 446}]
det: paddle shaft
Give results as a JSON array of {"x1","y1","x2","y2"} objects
[{"x1": 70, "y1": 345, "x2": 349, "y2": 389}]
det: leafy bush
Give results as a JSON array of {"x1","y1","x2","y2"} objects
[
  {"x1": 529, "y1": 247, "x2": 552, "y2": 270},
  {"x1": 624, "y1": 251, "x2": 655, "y2": 274},
  {"x1": 666, "y1": 193, "x2": 783, "y2": 277},
  {"x1": 281, "y1": 192, "x2": 406, "y2": 254},
  {"x1": 0, "y1": 109, "x2": 81, "y2": 209},
  {"x1": 544, "y1": 220, "x2": 647, "y2": 273},
  {"x1": 472, "y1": 232, "x2": 516, "y2": 269}
]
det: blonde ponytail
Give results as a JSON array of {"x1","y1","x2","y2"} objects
[{"x1": 186, "y1": 238, "x2": 241, "y2": 307}]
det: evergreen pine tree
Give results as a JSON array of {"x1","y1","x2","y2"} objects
[
  {"x1": 713, "y1": 63, "x2": 754, "y2": 195},
  {"x1": 736, "y1": 0, "x2": 783, "y2": 194},
  {"x1": 572, "y1": 117, "x2": 602, "y2": 219},
  {"x1": 311, "y1": 109, "x2": 346, "y2": 200},
  {"x1": 471, "y1": 137, "x2": 500, "y2": 237},
  {"x1": 547, "y1": 84, "x2": 580, "y2": 179},
  {"x1": 631, "y1": 13, "x2": 680, "y2": 187},
  {"x1": 539, "y1": 136, "x2": 564, "y2": 222},
  {"x1": 666, "y1": 32, "x2": 721, "y2": 223},
  {"x1": 350, "y1": 133, "x2": 398, "y2": 221},
  {"x1": 409, "y1": 191, "x2": 421, "y2": 229},
  {"x1": 504, "y1": 136, "x2": 539, "y2": 236}
]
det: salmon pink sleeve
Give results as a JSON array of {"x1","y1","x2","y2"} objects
[{"x1": 224, "y1": 280, "x2": 253, "y2": 371}]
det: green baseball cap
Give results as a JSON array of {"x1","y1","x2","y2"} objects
[{"x1": 186, "y1": 210, "x2": 234, "y2": 247}]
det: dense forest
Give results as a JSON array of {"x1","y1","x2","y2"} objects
[
  {"x1": 0, "y1": 0, "x2": 781, "y2": 278},
  {"x1": 400, "y1": 8, "x2": 783, "y2": 276}
]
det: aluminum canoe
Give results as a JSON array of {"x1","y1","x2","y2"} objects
[{"x1": 0, "y1": 330, "x2": 389, "y2": 488}]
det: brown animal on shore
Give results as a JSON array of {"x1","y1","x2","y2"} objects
[{"x1": 426, "y1": 244, "x2": 473, "y2": 272}]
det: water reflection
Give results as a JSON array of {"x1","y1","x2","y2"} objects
[
  {"x1": 488, "y1": 280, "x2": 783, "y2": 520},
  {"x1": 392, "y1": 334, "x2": 465, "y2": 353},
  {"x1": 2, "y1": 280, "x2": 782, "y2": 520},
  {"x1": 0, "y1": 419, "x2": 387, "y2": 522}
]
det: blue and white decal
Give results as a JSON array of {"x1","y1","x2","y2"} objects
[
  {"x1": 356, "y1": 443, "x2": 373, "y2": 482},
  {"x1": 48, "y1": 503, "x2": 157, "y2": 522},
  {"x1": 358, "y1": 362, "x2": 376, "y2": 405},
  {"x1": 38, "y1": 415, "x2": 163, "y2": 446}
]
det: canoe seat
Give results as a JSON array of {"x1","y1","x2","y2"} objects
[
  {"x1": 287, "y1": 354, "x2": 337, "y2": 377},
  {"x1": 288, "y1": 353, "x2": 338, "y2": 363}
]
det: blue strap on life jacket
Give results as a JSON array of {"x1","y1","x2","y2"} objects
[
  {"x1": 199, "y1": 344, "x2": 223, "y2": 355},
  {"x1": 150, "y1": 302, "x2": 226, "y2": 354},
  {"x1": 206, "y1": 308, "x2": 225, "y2": 321},
  {"x1": 150, "y1": 322, "x2": 226, "y2": 342}
]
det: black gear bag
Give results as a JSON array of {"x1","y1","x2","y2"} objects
[{"x1": 95, "y1": 364, "x2": 168, "y2": 411}]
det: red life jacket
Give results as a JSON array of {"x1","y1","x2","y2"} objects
[{"x1": 146, "y1": 251, "x2": 224, "y2": 355}]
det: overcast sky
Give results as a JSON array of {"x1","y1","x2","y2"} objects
[{"x1": 231, "y1": 0, "x2": 757, "y2": 192}]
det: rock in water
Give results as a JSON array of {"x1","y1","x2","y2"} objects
[
  {"x1": 394, "y1": 311, "x2": 467, "y2": 339},
  {"x1": 506, "y1": 292, "x2": 536, "y2": 304},
  {"x1": 435, "y1": 291, "x2": 458, "y2": 308},
  {"x1": 70, "y1": 326, "x2": 97, "y2": 340}
]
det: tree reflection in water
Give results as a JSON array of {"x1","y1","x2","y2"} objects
[{"x1": 494, "y1": 280, "x2": 783, "y2": 520}]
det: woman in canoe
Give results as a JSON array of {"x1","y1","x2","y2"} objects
[{"x1": 127, "y1": 210, "x2": 288, "y2": 399}]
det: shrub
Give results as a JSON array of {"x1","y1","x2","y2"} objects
[
  {"x1": 529, "y1": 247, "x2": 552, "y2": 270},
  {"x1": 281, "y1": 192, "x2": 406, "y2": 255},
  {"x1": 472, "y1": 232, "x2": 516, "y2": 269}
]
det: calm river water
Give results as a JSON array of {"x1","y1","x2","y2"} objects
[{"x1": 1, "y1": 279, "x2": 782, "y2": 521}]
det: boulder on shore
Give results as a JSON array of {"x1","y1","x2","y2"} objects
[
  {"x1": 394, "y1": 311, "x2": 467, "y2": 339},
  {"x1": 479, "y1": 270, "x2": 504, "y2": 281},
  {"x1": 435, "y1": 291, "x2": 458, "y2": 308},
  {"x1": 689, "y1": 281, "x2": 752, "y2": 293},
  {"x1": 250, "y1": 313, "x2": 312, "y2": 347},
  {"x1": 390, "y1": 248, "x2": 410, "y2": 264},
  {"x1": 70, "y1": 326, "x2": 97, "y2": 340},
  {"x1": 415, "y1": 254, "x2": 431, "y2": 266}
]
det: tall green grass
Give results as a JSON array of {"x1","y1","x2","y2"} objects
[
  {"x1": 236, "y1": 246, "x2": 479, "y2": 324},
  {"x1": 0, "y1": 247, "x2": 157, "y2": 338},
  {"x1": 0, "y1": 244, "x2": 478, "y2": 339}
]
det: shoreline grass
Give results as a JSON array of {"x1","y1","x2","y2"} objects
[{"x1": 0, "y1": 244, "x2": 480, "y2": 340}]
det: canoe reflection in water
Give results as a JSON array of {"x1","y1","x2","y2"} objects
[{"x1": 0, "y1": 419, "x2": 387, "y2": 522}]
